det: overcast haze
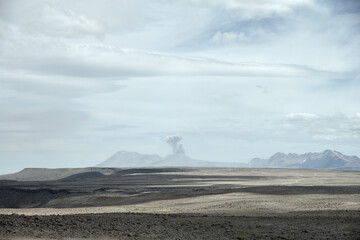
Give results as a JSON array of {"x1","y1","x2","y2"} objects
[{"x1": 0, "y1": 0, "x2": 359, "y2": 174}]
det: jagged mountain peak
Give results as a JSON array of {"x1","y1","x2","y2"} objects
[
  {"x1": 250, "y1": 150, "x2": 360, "y2": 170},
  {"x1": 323, "y1": 149, "x2": 336, "y2": 155},
  {"x1": 271, "y1": 152, "x2": 287, "y2": 158}
]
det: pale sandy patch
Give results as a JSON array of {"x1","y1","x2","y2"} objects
[{"x1": 1, "y1": 192, "x2": 359, "y2": 216}]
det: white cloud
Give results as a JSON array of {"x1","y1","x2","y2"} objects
[
  {"x1": 1, "y1": 37, "x2": 339, "y2": 79},
  {"x1": 0, "y1": 70, "x2": 121, "y2": 98},
  {"x1": 285, "y1": 113, "x2": 321, "y2": 121},
  {"x1": 0, "y1": 19, "x2": 8, "y2": 37},
  {"x1": 285, "y1": 113, "x2": 360, "y2": 141},
  {"x1": 26, "y1": 4, "x2": 106, "y2": 38},
  {"x1": 179, "y1": 0, "x2": 314, "y2": 20},
  {"x1": 211, "y1": 31, "x2": 247, "y2": 44}
]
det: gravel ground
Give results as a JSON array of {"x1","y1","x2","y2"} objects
[{"x1": 1, "y1": 211, "x2": 360, "y2": 240}]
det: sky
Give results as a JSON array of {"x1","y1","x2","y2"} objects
[{"x1": 0, "y1": 0, "x2": 359, "y2": 174}]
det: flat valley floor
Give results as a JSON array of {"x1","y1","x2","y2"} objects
[{"x1": 0, "y1": 168, "x2": 359, "y2": 239}]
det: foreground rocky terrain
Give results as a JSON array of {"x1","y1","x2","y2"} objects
[
  {"x1": 1, "y1": 210, "x2": 359, "y2": 240},
  {"x1": 0, "y1": 167, "x2": 359, "y2": 239}
]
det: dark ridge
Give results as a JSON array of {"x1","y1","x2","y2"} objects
[
  {"x1": 0, "y1": 188, "x2": 72, "y2": 208},
  {"x1": 113, "y1": 168, "x2": 191, "y2": 176},
  {"x1": 0, "y1": 180, "x2": 18, "y2": 184},
  {"x1": 59, "y1": 168, "x2": 193, "y2": 181},
  {"x1": 60, "y1": 171, "x2": 107, "y2": 181}
]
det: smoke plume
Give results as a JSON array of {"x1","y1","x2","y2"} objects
[{"x1": 166, "y1": 134, "x2": 184, "y2": 154}]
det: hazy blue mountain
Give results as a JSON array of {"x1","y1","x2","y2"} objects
[
  {"x1": 97, "y1": 151, "x2": 246, "y2": 168},
  {"x1": 97, "y1": 151, "x2": 163, "y2": 168},
  {"x1": 150, "y1": 152, "x2": 246, "y2": 167},
  {"x1": 249, "y1": 150, "x2": 360, "y2": 170}
]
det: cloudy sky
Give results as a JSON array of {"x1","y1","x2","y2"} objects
[{"x1": 0, "y1": 0, "x2": 359, "y2": 174}]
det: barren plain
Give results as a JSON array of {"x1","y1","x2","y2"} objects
[{"x1": 0, "y1": 167, "x2": 359, "y2": 239}]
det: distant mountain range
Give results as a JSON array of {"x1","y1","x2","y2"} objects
[
  {"x1": 249, "y1": 150, "x2": 360, "y2": 170},
  {"x1": 1, "y1": 150, "x2": 359, "y2": 181},
  {"x1": 97, "y1": 151, "x2": 247, "y2": 168},
  {"x1": 99, "y1": 149, "x2": 360, "y2": 170}
]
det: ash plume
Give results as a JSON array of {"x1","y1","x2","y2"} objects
[
  {"x1": 166, "y1": 134, "x2": 184, "y2": 154},
  {"x1": 176, "y1": 144, "x2": 185, "y2": 154}
]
